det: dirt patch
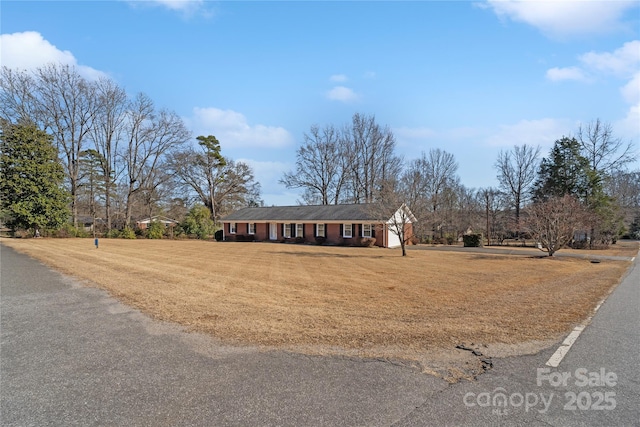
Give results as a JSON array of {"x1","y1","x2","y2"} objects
[{"x1": 2, "y1": 238, "x2": 633, "y2": 380}]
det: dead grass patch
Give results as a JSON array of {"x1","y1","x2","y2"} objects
[{"x1": 2, "y1": 238, "x2": 634, "y2": 378}]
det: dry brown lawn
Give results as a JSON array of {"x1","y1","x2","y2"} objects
[{"x1": 2, "y1": 238, "x2": 636, "y2": 375}]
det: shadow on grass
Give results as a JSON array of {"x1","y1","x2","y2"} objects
[{"x1": 278, "y1": 250, "x2": 388, "y2": 259}]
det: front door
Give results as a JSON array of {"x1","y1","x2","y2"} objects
[{"x1": 269, "y1": 223, "x2": 277, "y2": 240}]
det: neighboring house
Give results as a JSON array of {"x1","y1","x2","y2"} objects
[
  {"x1": 135, "y1": 215, "x2": 179, "y2": 230},
  {"x1": 221, "y1": 203, "x2": 416, "y2": 248},
  {"x1": 77, "y1": 216, "x2": 105, "y2": 233}
]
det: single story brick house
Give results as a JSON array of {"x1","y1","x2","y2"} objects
[
  {"x1": 221, "y1": 203, "x2": 416, "y2": 248},
  {"x1": 135, "y1": 215, "x2": 179, "y2": 230}
]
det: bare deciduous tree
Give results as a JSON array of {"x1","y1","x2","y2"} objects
[
  {"x1": 477, "y1": 187, "x2": 505, "y2": 246},
  {"x1": 90, "y1": 77, "x2": 128, "y2": 230},
  {"x1": 423, "y1": 149, "x2": 459, "y2": 237},
  {"x1": 343, "y1": 113, "x2": 402, "y2": 203},
  {"x1": 370, "y1": 186, "x2": 416, "y2": 256},
  {"x1": 280, "y1": 124, "x2": 348, "y2": 205},
  {"x1": 524, "y1": 195, "x2": 587, "y2": 256},
  {"x1": 0, "y1": 67, "x2": 43, "y2": 127},
  {"x1": 169, "y1": 136, "x2": 261, "y2": 225},
  {"x1": 35, "y1": 64, "x2": 97, "y2": 227},
  {"x1": 577, "y1": 118, "x2": 637, "y2": 175},
  {"x1": 495, "y1": 144, "x2": 541, "y2": 235},
  {"x1": 122, "y1": 93, "x2": 190, "y2": 226},
  {"x1": 398, "y1": 157, "x2": 429, "y2": 241}
]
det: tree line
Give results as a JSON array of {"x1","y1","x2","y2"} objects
[
  {"x1": 0, "y1": 64, "x2": 260, "y2": 235},
  {"x1": 281, "y1": 114, "x2": 639, "y2": 253},
  {"x1": 1, "y1": 63, "x2": 638, "y2": 249}
]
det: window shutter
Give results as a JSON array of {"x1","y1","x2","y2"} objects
[
  {"x1": 314, "y1": 224, "x2": 317, "y2": 237},
  {"x1": 302, "y1": 224, "x2": 305, "y2": 238},
  {"x1": 246, "y1": 223, "x2": 250, "y2": 233},
  {"x1": 372, "y1": 226, "x2": 376, "y2": 238},
  {"x1": 353, "y1": 224, "x2": 356, "y2": 237},
  {"x1": 325, "y1": 224, "x2": 328, "y2": 238},
  {"x1": 281, "y1": 224, "x2": 284, "y2": 237},
  {"x1": 340, "y1": 224, "x2": 343, "y2": 236},
  {"x1": 291, "y1": 224, "x2": 295, "y2": 237}
]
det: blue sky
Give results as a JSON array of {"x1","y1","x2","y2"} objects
[{"x1": 2, "y1": 0, "x2": 639, "y2": 205}]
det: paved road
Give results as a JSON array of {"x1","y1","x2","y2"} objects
[
  {"x1": 396, "y1": 252, "x2": 640, "y2": 426},
  {"x1": 2, "y1": 244, "x2": 638, "y2": 426}
]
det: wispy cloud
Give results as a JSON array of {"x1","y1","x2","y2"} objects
[
  {"x1": 482, "y1": 0, "x2": 638, "y2": 38},
  {"x1": 545, "y1": 41, "x2": 639, "y2": 141},
  {"x1": 621, "y1": 72, "x2": 640, "y2": 105},
  {"x1": 125, "y1": 0, "x2": 209, "y2": 17},
  {"x1": 0, "y1": 31, "x2": 105, "y2": 80},
  {"x1": 545, "y1": 66, "x2": 590, "y2": 83},
  {"x1": 326, "y1": 86, "x2": 359, "y2": 103},
  {"x1": 485, "y1": 118, "x2": 575, "y2": 148},
  {"x1": 614, "y1": 102, "x2": 640, "y2": 142},
  {"x1": 579, "y1": 40, "x2": 640, "y2": 78},
  {"x1": 330, "y1": 74, "x2": 348, "y2": 83},
  {"x1": 188, "y1": 107, "x2": 294, "y2": 149}
]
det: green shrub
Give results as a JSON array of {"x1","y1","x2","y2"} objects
[
  {"x1": 463, "y1": 233, "x2": 483, "y2": 247},
  {"x1": 315, "y1": 236, "x2": 326, "y2": 245},
  {"x1": 105, "y1": 229, "x2": 121, "y2": 238},
  {"x1": 445, "y1": 234, "x2": 456, "y2": 245},
  {"x1": 180, "y1": 205, "x2": 215, "y2": 239},
  {"x1": 121, "y1": 227, "x2": 136, "y2": 239},
  {"x1": 147, "y1": 221, "x2": 165, "y2": 239},
  {"x1": 214, "y1": 230, "x2": 224, "y2": 241},
  {"x1": 49, "y1": 223, "x2": 89, "y2": 238}
]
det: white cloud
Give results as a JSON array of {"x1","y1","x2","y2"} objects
[
  {"x1": 484, "y1": 0, "x2": 637, "y2": 38},
  {"x1": 150, "y1": 0, "x2": 203, "y2": 11},
  {"x1": 546, "y1": 42, "x2": 639, "y2": 136},
  {"x1": 189, "y1": 107, "x2": 294, "y2": 149},
  {"x1": 125, "y1": 0, "x2": 206, "y2": 15},
  {"x1": 485, "y1": 118, "x2": 575, "y2": 148},
  {"x1": 326, "y1": 86, "x2": 359, "y2": 102},
  {"x1": 621, "y1": 72, "x2": 640, "y2": 105},
  {"x1": 579, "y1": 40, "x2": 640, "y2": 78},
  {"x1": 546, "y1": 66, "x2": 589, "y2": 82},
  {"x1": 364, "y1": 71, "x2": 376, "y2": 79},
  {"x1": 614, "y1": 103, "x2": 640, "y2": 143},
  {"x1": 0, "y1": 31, "x2": 105, "y2": 80},
  {"x1": 330, "y1": 74, "x2": 348, "y2": 82}
]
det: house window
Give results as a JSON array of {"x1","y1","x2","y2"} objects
[
  {"x1": 316, "y1": 223, "x2": 325, "y2": 237},
  {"x1": 296, "y1": 223, "x2": 304, "y2": 238},
  {"x1": 283, "y1": 223, "x2": 291, "y2": 238},
  {"x1": 362, "y1": 224, "x2": 372, "y2": 238},
  {"x1": 230, "y1": 223, "x2": 236, "y2": 234},
  {"x1": 248, "y1": 223, "x2": 255, "y2": 234},
  {"x1": 343, "y1": 223, "x2": 352, "y2": 238}
]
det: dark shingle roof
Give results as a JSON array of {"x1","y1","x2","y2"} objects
[{"x1": 222, "y1": 204, "x2": 381, "y2": 222}]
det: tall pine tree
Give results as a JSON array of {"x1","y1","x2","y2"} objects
[{"x1": 533, "y1": 137, "x2": 600, "y2": 202}]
